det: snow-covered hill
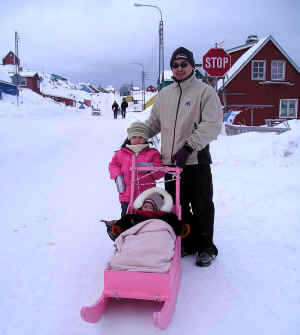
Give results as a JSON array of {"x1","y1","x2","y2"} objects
[{"x1": 0, "y1": 100, "x2": 299, "y2": 335}]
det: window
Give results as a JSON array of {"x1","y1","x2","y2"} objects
[
  {"x1": 271, "y1": 61, "x2": 286, "y2": 81},
  {"x1": 20, "y1": 78, "x2": 27, "y2": 86},
  {"x1": 251, "y1": 60, "x2": 266, "y2": 80},
  {"x1": 279, "y1": 99, "x2": 298, "y2": 118}
]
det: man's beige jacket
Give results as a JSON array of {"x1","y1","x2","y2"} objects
[{"x1": 145, "y1": 74, "x2": 223, "y2": 165}]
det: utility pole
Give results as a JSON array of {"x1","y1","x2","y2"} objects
[
  {"x1": 134, "y1": 4, "x2": 164, "y2": 90},
  {"x1": 15, "y1": 31, "x2": 20, "y2": 107}
]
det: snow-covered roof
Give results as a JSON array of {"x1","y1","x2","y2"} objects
[
  {"x1": 226, "y1": 41, "x2": 257, "y2": 54},
  {"x1": 0, "y1": 66, "x2": 12, "y2": 82},
  {"x1": 20, "y1": 70, "x2": 39, "y2": 78},
  {"x1": 217, "y1": 35, "x2": 300, "y2": 90}
]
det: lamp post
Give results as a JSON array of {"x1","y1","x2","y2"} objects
[
  {"x1": 134, "y1": 3, "x2": 164, "y2": 89},
  {"x1": 130, "y1": 62, "x2": 145, "y2": 111}
]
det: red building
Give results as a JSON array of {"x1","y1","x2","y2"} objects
[
  {"x1": 43, "y1": 94, "x2": 75, "y2": 107},
  {"x1": 87, "y1": 84, "x2": 99, "y2": 93},
  {"x1": 2, "y1": 51, "x2": 20, "y2": 65},
  {"x1": 147, "y1": 85, "x2": 157, "y2": 92},
  {"x1": 218, "y1": 35, "x2": 300, "y2": 126},
  {"x1": 19, "y1": 72, "x2": 41, "y2": 94},
  {"x1": 83, "y1": 99, "x2": 91, "y2": 107}
]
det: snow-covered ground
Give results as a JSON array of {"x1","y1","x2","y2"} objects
[{"x1": 1, "y1": 90, "x2": 300, "y2": 335}]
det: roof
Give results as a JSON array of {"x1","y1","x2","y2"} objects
[
  {"x1": 20, "y1": 71, "x2": 39, "y2": 78},
  {"x1": 0, "y1": 66, "x2": 12, "y2": 82},
  {"x1": 217, "y1": 35, "x2": 300, "y2": 90},
  {"x1": 51, "y1": 74, "x2": 67, "y2": 81},
  {"x1": 226, "y1": 41, "x2": 257, "y2": 54}
]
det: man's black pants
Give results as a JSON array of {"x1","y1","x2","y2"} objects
[{"x1": 165, "y1": 164, "x2": 218, "y2": 256}]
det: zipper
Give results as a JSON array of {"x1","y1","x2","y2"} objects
[{"x1": 171, "y1": 82, "x2": 183, "y2": 160}]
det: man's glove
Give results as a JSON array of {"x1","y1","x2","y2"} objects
[
  {"x1": 172, "y1": 144, "x2": 193, "y2": 168},
  {"x1": 115, "y1": 174, "x2": 125, "y2": 193}
]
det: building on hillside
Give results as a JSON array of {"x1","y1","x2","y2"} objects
[
  {"x1": 51, "y1": 74, "x2": 68, "y2": 81},
  {"x1": 80, "y1": 86, "x2": 93, "y2": 93},
  {"x1": 105, "y1": 85, "x2": 115, "y2": 93},
  {"x1": 2, "y1": 51, "x2": 20, "y2": 65},
  {"x1": 87, "y1": 84, "x2": 99, "y2": 93},
  {"x1": 83, "y1": 99, "x2": 91, "y2": 107},
  {"x1": 19, "y1": 71, "x2": 41, "y2": 94},
  {"x1": 146, "y1": 85, "x2": 156, "y2": 92},
  {"x1": 218, "y1": 35, "x2": 300, "y2": 126},
  {"x1": 97, "y1": 86, "x2": 109, "y2": 93},
  {"x1": 43, "y1": 93, "x2": 75, "y2": 107},
  {"x1": 0, "y1": 80, "x2": 18, "y2": 96},
  {"x1": 120, "y1": 83, "x2": 132, "y2": 96},
  {"x1": 0, "y1": 66, "x2": 18, "y2": 96}
]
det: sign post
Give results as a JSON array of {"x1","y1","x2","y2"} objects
[{"x1": 202, "y1": 47, "x2": 231, "y2": 110}]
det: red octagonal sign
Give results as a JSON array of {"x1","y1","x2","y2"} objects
[{"x1": 202, "y1": 48, "x2": 231, "y2": 77}]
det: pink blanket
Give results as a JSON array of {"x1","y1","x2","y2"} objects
[{"x1": 108, "y1": 219, "x2": 176, "y2": 273}]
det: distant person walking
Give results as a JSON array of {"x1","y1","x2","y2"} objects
[
  {"x1": 112, "y1": 100, "x2": 119, "y2": 119},
  {"x1": 121, "y1": 98, "x2": 128, "y2": 119}
]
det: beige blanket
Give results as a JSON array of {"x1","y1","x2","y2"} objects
[{"x1": 108, "y1": 219, "x2": 176, "y2": 273}]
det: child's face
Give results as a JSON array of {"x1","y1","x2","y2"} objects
[
  {"x1": 130, "y1": 136, "x2": 146, "y2": 145},
  {"x1": 142, "y1": 202, "x2": 154, "y2": 211}
]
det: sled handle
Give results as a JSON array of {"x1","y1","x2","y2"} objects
[{"x1": 128, "y1": 155, "x2": 182, "y2": 219}]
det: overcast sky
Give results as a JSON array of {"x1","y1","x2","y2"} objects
[{"x1": 1, "y1": 0, "x2": 299, "y2": 89}]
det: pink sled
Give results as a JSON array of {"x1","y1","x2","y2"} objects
[{"x1": 80, "y1": 237, "x2": 181, "y2": 329}]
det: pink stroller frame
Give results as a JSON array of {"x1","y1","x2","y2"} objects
[{"x1": 80, "y1": 156, "x2": 182, "y2": 329}]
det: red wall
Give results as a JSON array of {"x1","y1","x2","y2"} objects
[
  {"x1": 84, "y1": 99, "x2": 91, "y2": 107},
  {"x1": 229, "y1": 47, "x2": 252, "y2": 65},
  {"x1": 21, "y1": 75, "x2": 40, "y2": 94}
]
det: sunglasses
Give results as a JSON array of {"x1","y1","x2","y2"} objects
[{"x1": 172, "y1": 61, "x2": 189, "y2": 69}]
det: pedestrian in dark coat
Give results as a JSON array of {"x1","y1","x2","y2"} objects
[
  {"x1": 121, "y1": 99, "x2": 128, "y2": 119},
  {"x1": 112, "y1": 100, "x2": 119, "y2": 119}
]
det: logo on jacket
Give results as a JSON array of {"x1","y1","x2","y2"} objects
[{"x1": 185, "y1": 101, "x2": 192, "y2": 107}]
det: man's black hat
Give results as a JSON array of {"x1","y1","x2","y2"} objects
[{"x1": 170, "y1": 47, "x2": 195, "y2": 68}]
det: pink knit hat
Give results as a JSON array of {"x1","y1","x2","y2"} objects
[{"x1": 143, "y1": 192, "x2": 164, "y2": 211}]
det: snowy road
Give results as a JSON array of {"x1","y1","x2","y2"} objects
[{"x1": 1, "y1": 109, "x2": 300, "y2": 335}]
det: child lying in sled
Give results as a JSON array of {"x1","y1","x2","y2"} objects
[{"x1": 101, "y1": 187, "x2": 189, "y2": 273}]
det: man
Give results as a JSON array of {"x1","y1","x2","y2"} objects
[
  {"x1": 144, "y1": 46, "x2": 223, "y2": 266},
  {"x1": 121, "y1": 98, "x2": 128, "y2": 119},
  {"x1": 112, "y1": 100, "x2": 119, "y2": 119}
]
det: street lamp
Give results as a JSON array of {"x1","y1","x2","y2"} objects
[
  {"x1": 134, "y1": 3, "x2": 164, "y2": 89},
  {"x1": 130, "y1": 62, "x2": 145, "y2": 111}
]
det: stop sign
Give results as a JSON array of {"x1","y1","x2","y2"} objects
[{"x1": 202, "y1": 48, "x2": 231, "y2": 77}]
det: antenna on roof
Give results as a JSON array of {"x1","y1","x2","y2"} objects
[{"x1": 215, "y1": 41, "x2": 224, "y2": 48}]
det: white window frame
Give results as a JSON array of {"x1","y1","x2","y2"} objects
[
  {"x1": 279, "y1": 99, "x2": 298, "y2": 118},
  {"x1": 271, "y1": 60, "x2": 286, "y2": 81},
  {"x1": 251, "y1": 60, "x2": 266, "y2": 80}
]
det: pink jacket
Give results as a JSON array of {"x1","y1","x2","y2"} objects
[{"x1": 109, "y1": 146, "x2": 164, "y2": 203}]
